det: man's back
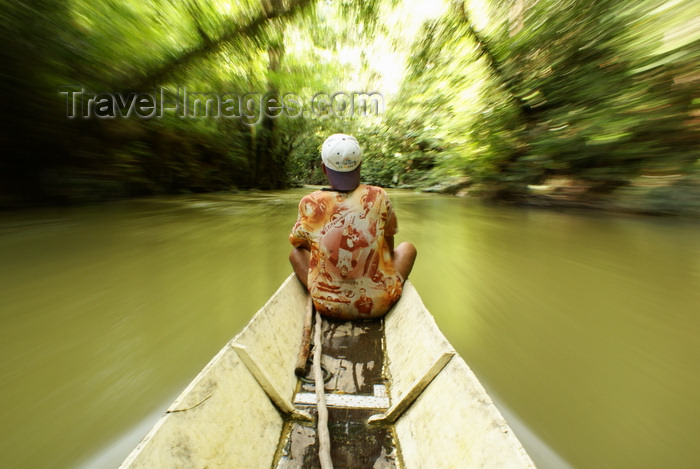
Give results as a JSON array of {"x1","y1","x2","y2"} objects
[{"x1": 290, "y1": 185, "x2": 402, "y2": 319}]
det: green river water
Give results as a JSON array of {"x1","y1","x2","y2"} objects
[{"x1": 1, "y1": 189, "x2": 698, "y2": 468}]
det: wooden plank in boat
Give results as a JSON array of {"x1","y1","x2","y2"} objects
[{"x1": 274, "y1": 319, "x2": 400, "y2": 468}]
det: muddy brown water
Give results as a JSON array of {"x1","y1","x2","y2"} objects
[{"x1": 1, "y1": 189, "x2": 698, "y2": 468}]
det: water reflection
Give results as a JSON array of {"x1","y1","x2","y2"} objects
[{"x1": 1, "y1": 191, "x2": 699, "y2": 468}]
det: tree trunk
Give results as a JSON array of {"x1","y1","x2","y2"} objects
[
  {"x1": 123, "y1": 0, "x2": 312, "y2": 91},
  {"x1": 253, "y1": 0, "x2": 286, "y2": 189}
]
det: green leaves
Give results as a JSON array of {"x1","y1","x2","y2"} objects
[{"x1": 1, "y1": 0, "x2": 697, "y2": 209}]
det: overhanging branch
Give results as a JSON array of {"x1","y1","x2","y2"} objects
[{"x1": 121, "y1": 0, "x2": 314, "y2": 91}]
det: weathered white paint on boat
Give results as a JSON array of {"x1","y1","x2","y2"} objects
[
  {"x1": 120, "y1": 275, "x2": 308, "y2": 468},
  {"x1": 383, "y1": 281, "x2": 536, "y2": 468},
  {"x1": 121, "y1": 274, "x2": 535, "y2": 468}
]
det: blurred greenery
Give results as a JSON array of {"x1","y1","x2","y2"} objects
[{"x1": 0, "y1": 0, "x2": 697, "y2": 214}]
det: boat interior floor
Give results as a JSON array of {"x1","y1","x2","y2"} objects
[{"x1": 273, "y1": 318, "x2": 400, "y2": 469}]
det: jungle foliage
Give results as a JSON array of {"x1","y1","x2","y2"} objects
[{"x1": 1, "y1": 0, "x2": 698, "y2": 213}]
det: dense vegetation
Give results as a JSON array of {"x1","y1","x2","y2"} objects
[{"x1": 1, "y1": 0, "x2": 698, "y2": 214}]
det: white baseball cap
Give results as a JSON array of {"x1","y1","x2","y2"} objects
[{"x1": 321, "y1": 134, "x2": 362, "y2": 191}]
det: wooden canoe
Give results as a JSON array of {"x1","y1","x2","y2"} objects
[{"x1": 120, "y1": 275, "x2": 535, "y2": 468}]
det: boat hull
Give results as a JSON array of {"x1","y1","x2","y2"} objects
[
  {"x1": 120, "y1": 275, "x2": 308, "y2": 468},
  {"x1": 384, "y1": 282, "x2": 534, "y2": 468},
  {"x1": 121, "y1": 275, "x2": 535, "y2": 468}
]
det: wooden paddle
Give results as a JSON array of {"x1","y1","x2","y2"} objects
[{"x1": 294, "y1": 296, "x2": 314, "y2": 377}]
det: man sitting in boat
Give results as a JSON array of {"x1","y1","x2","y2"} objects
[{"x1": 289, "y1": 134, "x2": 417, "y2": 320}]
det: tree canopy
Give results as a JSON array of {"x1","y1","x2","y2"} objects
[{"x1": 1, "y1": 0, "x2": 697, "y2": 213}]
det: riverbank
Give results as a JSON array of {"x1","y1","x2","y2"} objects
[
  {"x1": 3, "y1": 171, "x2": 700, "y2": 219},
  {"x1": 420, "y1": 173, "x2": 700, "y2": 218}
]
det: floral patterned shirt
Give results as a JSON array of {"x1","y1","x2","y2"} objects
[{"x1": 289, "y1": 185, "x2": 403, "y2": 319}]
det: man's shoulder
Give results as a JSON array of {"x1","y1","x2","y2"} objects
[
  {"x1": 299, "y1": 189, "x2": 327, "y2": 202},
  {"x1": 360, "y1": 185, "x2": 391, "y2": 204},
  {"x1": 361, "y1": 184, "x2": 389, "y2": 196}
]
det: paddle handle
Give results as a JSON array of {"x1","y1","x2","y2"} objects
[{"x1": 294, "y1": 296, "x2": 314, "y2": 377}]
